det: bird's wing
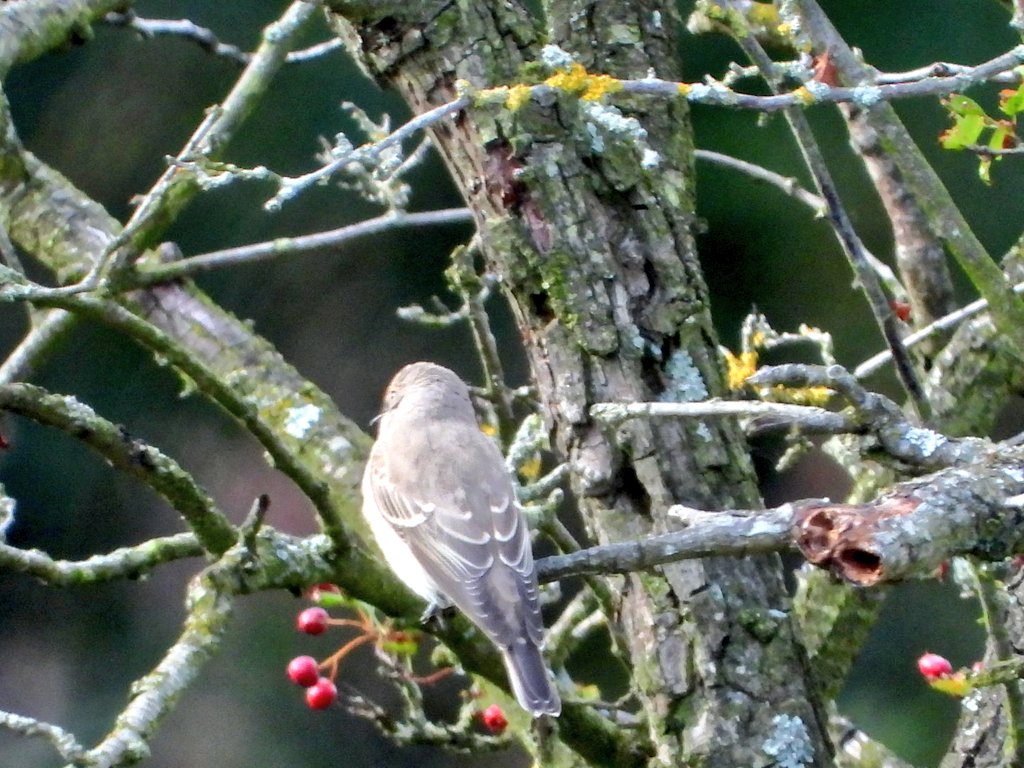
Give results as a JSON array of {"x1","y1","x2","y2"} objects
[{"x1": 367, "y1": 432, "x2": 544, "y2": 645}]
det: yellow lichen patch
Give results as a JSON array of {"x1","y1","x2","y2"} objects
[
  {"x1": 749, "y1": 330, "x2": 766, "y2": 349},
  {"x1": 792, "y1": 85, "x2": 816, "y2": 105},
  {"x1": 771, "y1": 385, "x2": 833, "y2": 408},
  {"x1": 480, "y1": 422, "x2": 498, "y2": 438},
  {"x1": 678, "y1": 82, "x2": 692, "y2": 96},
  {"x1": 724, "y1": 349, "x2": 759, "y2": 390},
  {"x1": 775, "y1": 21, "x2": 792, "y2": 37},
  {"x1": 518, "y1": 455, "x2": 542, "y2": 482},
  {"x1": 545, "y1": 62, "x2": 590, "y2": 93},
  {"x1": 582, "y1": 73, "x2": 622, "y2": 101},
  {"x1": 749, "y1": 3, "x2": 781, "y2": 26},
  {"x1": 543, "y1": 62, "x2": 622, "y2": 102},
  {"x1": 505, "y1": 83, "x2": 533, "y2": 111}
]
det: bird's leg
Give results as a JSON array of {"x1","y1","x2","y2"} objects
[{"x1": 420, "y1": 598, "x2": 456, "y2": 627}]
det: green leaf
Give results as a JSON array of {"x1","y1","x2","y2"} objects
[
  {"x1": 941, "y1": 113, "x2": 986, "y2": 149},
  {"x1": 989, "y1": 124, "x2": 1012, "y2": 151},
  {"x1": 946, "y1": 94, "x2": 986, "y2": 117},
  {"x1": 999, "y1": 85, "x2": 1024, "y2": 117},
  {"x1": 978, "y1": 156, "x2": 993, "y2": 185}
]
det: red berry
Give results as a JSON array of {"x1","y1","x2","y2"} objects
[
  {"x1": 287, "y1": 656, "x2": 320, "y2": 687},
  {"x1": 480, "y1": 703, "x2": 508, "y2": 734},
  {"x1": 918, "y1": 652, "x2": 953, "y2": 679},
  {"x1": 297, "y1": 607, "x2": 330, "y2": 635},
  {"x1": 305, "y1": 677, "x2": 337, "y2": 710},
  {"x1": 889, "y1": 300, "x2": 912, "y2": 322}
]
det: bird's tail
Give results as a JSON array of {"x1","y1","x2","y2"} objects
[{"x1": 501, "y1": 639, "x2": 561, "y2": 717}]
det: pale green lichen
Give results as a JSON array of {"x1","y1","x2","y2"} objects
[{"x1": 659, "y1": 350, "x2": 709, "y2": 402}]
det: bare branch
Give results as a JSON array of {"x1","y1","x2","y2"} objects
[
  {"x1": 747, "y1": 364, "x2": 983, "y2": 468},
  {"x1": 717, "y1": 0, "x2": 930, "y2": 419},
  {"x1": 82, "y1": 563, "x2": 235, "y2": 767},
  {"x1": 268, "y1": 96, "x2": 471, "y2": 209},
  {"x1": 0, "y1": 710, "x2": 86, "y2": 764},
  {"x1": 855, "y1": 279, "x2": 1024, "y2": 379},
  {"x1": 536, "y1": 505, "x2": 797, "y2": 582},
  {"x1": 0, "y1": 382, "x2": 236, "y2": 554},
  {"x1": 104, "y1": 11, "x2": 344, "y2": 67},
  {"x1": 591, "y1": 398, "x2": 857, "y2": 437},
  {"x1": 0, "y1": 309, "x2": 76, "y2": 385},
  {"x1": 789, "y1": 0, "x2": 1024, "y2": 363},
  {"x1": 792, "y1": 449, "x2": 1024, "y2": 585},
  {"x1": 0, "y1": 533, "x2": 202, "y2": 586},
  {"x1": 618, "y1": 44, "x2": 1024, "y2": 109},
  {"x1": 133, "y1": 208, "x2": 473, "y2": 285},
  {"x1": 537, "y1": 443, "x2": 1024, "y2": 587}
]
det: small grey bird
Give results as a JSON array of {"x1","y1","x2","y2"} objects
[{"x1": 361, "y1": 362, "x2": 560, "y2": 717}]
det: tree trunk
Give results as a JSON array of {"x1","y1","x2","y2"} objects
[{"x1": 330, "y1": 2, "x2": 834, "y2": 765}]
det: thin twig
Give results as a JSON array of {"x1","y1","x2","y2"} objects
[
  {"x1": 0, "y1": 308, "x2": 76, "y2": 384},
  {"x1": 82, "y1": 566, "x2": 235, "y2": 767},
  {"x1": 0, "y1": 710, "x2": 86, "y2": 763},
  {"x1": 718, "y1": 0, "x2": 930, "y2": 422},
  {"x1": 49, "y1": 0, "x2": 321, "y2": 291},
  {"x1": 696, "y1": 149, "x2": 825, "y2": 213},
  {"x1": 592, "y1": 397, "x2": 856, "y2": 436},
  {"x1": 697, "y1": 148, "x2": 911, "y2": 295},
  {"x1": 790, "y1": 0, "x2": 1024, "y2": 365},
  {"x1": 855, "y1": 280, "x2": 1024, "y2": 379},
  {"x1": 104, "y1": 11, "x2": 343, "y2": 66},
  {"x1": 613, "y1": 44, "x2": 1024, "y2": 107},
  {"x1": 971, "y1": 565, "x2": 1024, "y2": 767},
  {"x1": 269, "y1": 96, "x2": 472, "y2": 209},
  {"x1": 133, "y1": 208, "x2": 473, "y2": 285},
  {"x1": 446, "y1": 243, "x2": 516, "y2": 441}
]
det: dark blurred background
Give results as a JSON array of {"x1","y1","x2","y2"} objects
[{"x1": 1, "y1": 1, "x2": 1019, "y2": 765}]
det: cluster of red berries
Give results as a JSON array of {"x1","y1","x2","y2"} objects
[
  {"x1": 288, "y1": 607, "x2": 338, "y2": 709},
  {"x1": 287, "y1": 587, "x2": 513, "y2": 730}
]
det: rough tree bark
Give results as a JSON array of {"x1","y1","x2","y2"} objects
[{"x1": 329, "y1": 2, "x2": 833, "y2": 765}]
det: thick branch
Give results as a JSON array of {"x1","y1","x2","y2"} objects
[
  {"x1": 537, "y1": 446, "x2": 1024, "y2": 586},
  {"x1": 0, "y1": 0, "x2": 127, "y2": 76},
  {"x1": 0, "y1": 533, "x2": 202, "y2": 585},
  {"x1": 0, "y1": 382, "x2": 235, "y2": 553}
]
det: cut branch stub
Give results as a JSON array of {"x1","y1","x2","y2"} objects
[{"x1": 795, "y1": 496, "x2": 922, "y2": 586}]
